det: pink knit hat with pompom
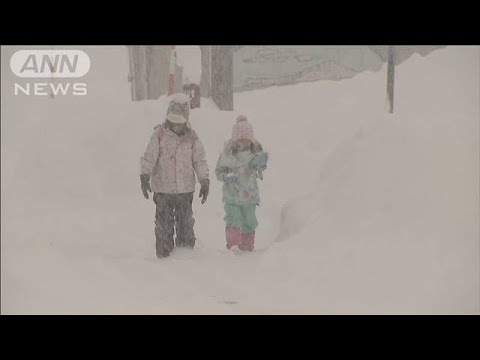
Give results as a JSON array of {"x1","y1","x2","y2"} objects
[{"x1": 232, "y1": 115, "x2": 254, "y2": 141}]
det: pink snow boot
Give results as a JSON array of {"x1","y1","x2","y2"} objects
[
  {"x1": 239, "y1": 231, "x2": 255, "y2": 251},
  {"x1": 226, "y1": 226, "x2": 242, "y2": 249}
]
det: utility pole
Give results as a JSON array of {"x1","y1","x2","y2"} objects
[{"x1": 387, "y1": 45, "x2": 395, "y2": 113}]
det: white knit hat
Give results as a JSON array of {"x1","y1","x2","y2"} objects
[{"x1": 166, "y1": 93, "x2": 190, "y2": 124}]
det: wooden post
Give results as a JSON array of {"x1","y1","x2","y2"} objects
[
  {"x1": 387, "y1": 45, "x2": 395, "y2": 113},
  {"x1": 168, "y1": 45, "x2": 176, "y2": 96},
  {"x1": 200, "y1": 46, "x2": 211, "y2": 97},
  {"x1": 211, "y1": 46, "x2": 233, "y2": 111}
]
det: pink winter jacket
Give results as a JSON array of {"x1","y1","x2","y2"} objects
[{"x1": 140, "y1": 124, "x2": 209, "y2": 194}]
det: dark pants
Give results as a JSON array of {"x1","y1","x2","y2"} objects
[{"x1": 153, "y1": 192, "x2": 196, "y2": 257}]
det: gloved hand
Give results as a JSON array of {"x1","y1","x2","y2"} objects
[
  {"x1": 252, "y1": 152, "x2": 269, "y2": 171},
  {"x1": 223, "y1": 172, "x2": 237, "y2": 184},
  {"x1": 199, "y1": 178, "x2": 210, "y2": 204},
  {"x1": 140, "y1": 174, "x2": 152, "y2": 199}
]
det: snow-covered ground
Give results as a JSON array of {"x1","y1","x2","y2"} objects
[{"x1": 1, "y1": 46, "x2": 478, "y2": 314}]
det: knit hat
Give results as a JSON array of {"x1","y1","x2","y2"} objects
[
  {"x1": 166, "y1": 93, "x2": 190, "y2": 124},
  {"x1": 232, "y1": 115, "x2": 254, "y2": 142}
]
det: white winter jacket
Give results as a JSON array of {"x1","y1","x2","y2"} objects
[{"x1": 140, "y1": 124, "x2": 209, "y2": 194}]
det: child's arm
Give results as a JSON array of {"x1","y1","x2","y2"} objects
[
  {"x1": 215, "y1": 153, "x2": 238, "y2": 183},
  {"x1": 251, "y1": 148, "x2": 269, "y2": 171},
  {"x1": 252, "y1": 144, "x2": 268, "y2": 180},
  {"x1": 215, "y1": 154, "x2": 228, "y2": 182},
  {"x1": 192, "y1": 136, "x2": 209, "y2": 183},
  {"x1": 140, "y1": 126, "x2": 161, "y2": 176}
]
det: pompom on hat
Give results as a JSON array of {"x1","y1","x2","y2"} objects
[{"x1": 232, "y1": 115, "x2": 254, "y2": 142}]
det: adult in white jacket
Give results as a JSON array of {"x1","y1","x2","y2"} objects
[{"x1": 140, "y1": 94, "x2": 209, "y2": 258}]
